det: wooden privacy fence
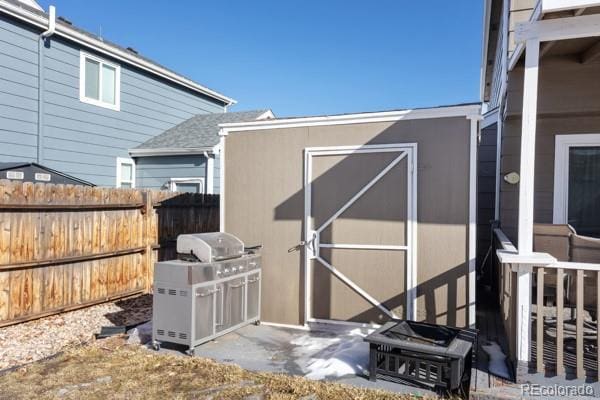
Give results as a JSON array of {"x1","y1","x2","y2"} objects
[{"x1": 0, "y1": 180, "x2": 219, "y2": 327}]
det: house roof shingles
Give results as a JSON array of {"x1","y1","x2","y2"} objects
[{"x1": 134, "y1": 110, "x2": 270, "y2": 150}]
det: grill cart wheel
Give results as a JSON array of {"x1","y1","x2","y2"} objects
[
  {"x1": 151, "y1": 341, "x2": 161, "y2": 351},
  {"x1": 185, "y1": 348, "x2": 195, "y2": 356},
  {"x1": 254, "y1": 320, "x2": 261, "y2": 326}
]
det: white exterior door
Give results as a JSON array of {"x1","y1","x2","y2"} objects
[{"x1": 304, "y1": 144, "x2": 417, "y2": 326}]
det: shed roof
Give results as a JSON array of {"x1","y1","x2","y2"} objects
[
  {"x1": 131, "y1": 110, "x2": 273, "y2": 155},
  {"x1": 218, "y1": 103, "x2": 481, "y2": 135},
  {"x1": 0, "y1": 162, "x2": 95, "y2": 186}
]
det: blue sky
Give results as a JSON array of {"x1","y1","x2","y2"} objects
[{"x1": 38, "y1": 1, "x2": 484, "y2": 117}]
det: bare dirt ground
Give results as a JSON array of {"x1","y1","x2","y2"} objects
[
  {"x1": 0, "y1": 336, "x2": 417, "y2": 400},
  {"x1": 0, "y1": 295, "x2": 152, "y2": 370}
]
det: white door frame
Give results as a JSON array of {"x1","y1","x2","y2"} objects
[
  {"x1": 303, "y1": 143, "x2": 418, "y2": 326},
  {"x1": 553, "y1": 133, "x2": 600, "y2": 224}
]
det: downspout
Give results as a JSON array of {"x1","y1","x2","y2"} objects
[{"x1": 37, "y1": 5, "x2": 56, "y2": 164}]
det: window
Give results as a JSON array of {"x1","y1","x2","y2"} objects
[
  {"x1": 554, "y1": 134, "x2": 600, "y2": 237},
  {"x1": 169, "y1": 178, "x2": 204, "y2": 193},
  {"x1": 80, "y1": 52, "x2": 120, "y2": 110},
  {"x1": 116, "y1": 158, "x2": 135, "y2": 188}
]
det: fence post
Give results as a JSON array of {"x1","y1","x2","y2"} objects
[{"x1": 142, "y1": 191, "x2": 153, "y2": 293}]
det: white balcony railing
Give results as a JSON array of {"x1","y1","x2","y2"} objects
[{"x1": 494, "y1": 228, "x2": 600, "y2": 380}]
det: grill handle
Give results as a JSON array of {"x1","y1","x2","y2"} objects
[
  {"x1": 214, "y1": 254, "x2": 243, "y2": 262},
  {"x1": 196, "y1": 287, "x2": 221, "y2": 298}
]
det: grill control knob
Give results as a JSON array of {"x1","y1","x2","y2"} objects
[
  {"x1": 238, "y1": 265, "x2": 244, "y2": 271},
  {"x1": 224, "y1": 268, "x2": 230, "y2": 274},
  {"x1": 216, "y1": 270, "x2": 222, "y2": 276},
  {"x1": 232, "y1": 267, "x2": 238, "y2": 273}
]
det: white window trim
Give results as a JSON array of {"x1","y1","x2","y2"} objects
[
  {"x1": 79, "y1": 51, "x2": 121, "y2": 111},
  {"x1": 553, "y1": 133, "x2": 600, "y2": 224},
  {"x1": 169, "y1": 177, "x2": 205, "y2": 193},
  {"x1": 206, "y1": 156, "x2": 214, "y2": 194},
  {"x1": 116, "y1": 157, "x2": 135, "y2": 188}
]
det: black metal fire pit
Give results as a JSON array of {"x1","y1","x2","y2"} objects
[{"x1": 364, "y1": 320, "x2": 477, "y2": 393}]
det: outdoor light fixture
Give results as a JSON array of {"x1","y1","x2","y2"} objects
[{"x1": 504, "y1": 172, "x2": 520, "y2": 184}]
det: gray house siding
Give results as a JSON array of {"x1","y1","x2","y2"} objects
[
  {"x1": 0, "y1": 13, "x2": 225, "y2": 186},
  {"x1": 0, "y1": 14, "x2": 39, "y2": 162},
  {"x1": 136, "y1": 155, "x2": 207, "y2": 191},
  {"x1": 477, "y1": 122, "x2": 497, "y2": 285}
]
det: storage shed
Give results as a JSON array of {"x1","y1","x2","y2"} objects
[
  {"x1": 218, "y1": 103, "x2": 481, "y2": 329},
  {"x1": 0, "y1": 162, "x2": 94, "y2": 186}
]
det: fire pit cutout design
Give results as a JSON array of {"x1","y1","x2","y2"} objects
[{"x1": 364, "y1": 320, "x2": 477, "y2": 394}]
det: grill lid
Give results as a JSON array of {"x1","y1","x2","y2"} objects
[{"x1": 177, "y1": 232, "x2": 244, "y2": 262}]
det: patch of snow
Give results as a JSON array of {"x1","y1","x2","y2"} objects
[
  {"x1": 291, "y1": 327, "x2": 372, "y2": 380},
  {"x1": 482, "y1": 341, "x2": 511, "y2": 379}
]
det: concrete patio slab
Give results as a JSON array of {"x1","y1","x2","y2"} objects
[{"x1": 158, "y1": 323, "x2": 442, "y2": 397}]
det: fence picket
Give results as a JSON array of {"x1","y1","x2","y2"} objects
[
  {"x1": 597, "y1": 271, "x2": 600, "y2": 382},
  {"x1": 536, "y1": 267, "x2": 544, "y2": 373},
  {"x1": 0, "y1": 181, "x2": 219, "y2": 327},
  {"x1": 556, "y1": 268, "x2": 564, "y2": 375},
  {"x1": 576, "y1": 269, "x2": 584, "y2": 379}
]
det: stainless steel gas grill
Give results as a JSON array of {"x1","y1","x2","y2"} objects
[{"x1": 151, "y1": 232, "x2": 261, "y2": 354}]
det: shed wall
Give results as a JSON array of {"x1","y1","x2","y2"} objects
[{"x1": 224, "y1": 117, "x2": 472, "y2": 327}]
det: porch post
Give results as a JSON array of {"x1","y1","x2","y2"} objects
[{"x1": 516, "y1": 38, "x2": 540, "y2": 365}]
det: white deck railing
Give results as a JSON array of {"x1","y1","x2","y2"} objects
[{"x1": 494, "y1": 228, "x2": 600, "y2": 380}]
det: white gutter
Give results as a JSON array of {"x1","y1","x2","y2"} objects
[
  {"x1": 480, "y1": 0, "x2": 492, "y2": 102},
  {"x1": 36, "y1": 5, "x2": 55, "y2": 164},
  {"x1": 0, "y1": 0, "x2": 236, "y2": 106},
  {"x1": 128, "y1": 147, "x2": 216, "y2": 157}
]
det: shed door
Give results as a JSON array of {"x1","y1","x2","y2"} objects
[{"x1": 304, "y1": 144, "x2": 417, "y2": 325}]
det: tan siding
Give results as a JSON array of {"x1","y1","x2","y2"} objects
[
  {"x1": 511, "y1": 0, "x2": 536, "y2": 9},
  {"x1": 508, "y1": 0, "x2": 536, "y2": 55},
  {"x1": 224, "y1": 117, "x2": 471, "y2": 327},
  {"x1": 499, "y1": 55, "x2": 600, "y2": 244}
]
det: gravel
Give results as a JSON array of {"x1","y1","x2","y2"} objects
[{"x1": 0, "y1": 294, "x2": 152, "y2": 371}]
